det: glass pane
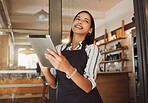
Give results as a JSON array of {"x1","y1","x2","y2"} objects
[{"x1": 18, "y1": 48, "x2": 38, "y2": 69}]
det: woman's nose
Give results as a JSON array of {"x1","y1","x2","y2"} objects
[
  {"x1": 78, "y1": 19, "x2": 83, "y2": 24},
  {"x1": 78, "y1": 20, "x2": 82, "y2": 24}
]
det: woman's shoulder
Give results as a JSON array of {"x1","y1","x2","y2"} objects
[{"x1": 86, "y1": 44, "x2": 98, "y2": 50}]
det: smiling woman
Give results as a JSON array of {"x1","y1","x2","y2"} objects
[
  {"x1": 0, "y1": 0, "x2": 142, "y2": 102},
  {"x1": 39, "y1": 11, "x2": 103, "y2": 103}
]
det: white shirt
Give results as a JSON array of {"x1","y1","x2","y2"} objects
[{"x1": 50, "y1": 41, "x2": 100, "y2": 90}]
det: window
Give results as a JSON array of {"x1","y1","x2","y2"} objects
[{"x1": 18, "y1": 48, "x2": 38, "y2": 69}]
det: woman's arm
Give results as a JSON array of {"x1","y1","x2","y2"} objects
[
  {"x1": 45, "y1": 45, "x2": 99, "y2": 93},
  {"x1": 38, "y1": 61, "x2": 57, "y2": 88},
  {"x1": 66, "y1": 67, "x2": 92, "y2": 93},
  {"x1": 66, "y1": 44, "x2": 99, "y2": 93},
  {"x1": 45, "y1": 50, "x2": 92, "y2": 92}
]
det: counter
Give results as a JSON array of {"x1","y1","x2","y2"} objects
[
  {"x1": 0, "y1": 69, "x2": 45, "y2": 99},
  {"x1": 96, "y1": 71, "x2": 129, "y2": 103}
]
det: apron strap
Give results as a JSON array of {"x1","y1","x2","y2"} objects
[
  {"x1": 81, "y1": 40, "x2": 86, "y2": 50},
  {"x1": 63, "y1": 44, "x2": 70, "y2": 51}
]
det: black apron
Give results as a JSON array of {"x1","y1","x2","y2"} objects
[{"x1": 56, "y1": 41, "x2": 103, "y2": 103}]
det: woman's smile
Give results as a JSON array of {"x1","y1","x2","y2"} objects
[{"x1": 75, "y1": 25, "x2": 83, "y2": 29}]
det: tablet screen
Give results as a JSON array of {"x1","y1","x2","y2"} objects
[{"x1": 27, "y1": 35, "x2": 56, "y2": 67}]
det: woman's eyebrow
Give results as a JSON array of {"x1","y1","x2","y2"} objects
[
  {"x1": 84, "y1": 18, "x2": 90, "y2": 21},
  {"x1": 76, "y1": 16, "x2": 80, "y2": 18},
  {"x1": 76, "y1": 16, "x2": 90, "y2": 21}
]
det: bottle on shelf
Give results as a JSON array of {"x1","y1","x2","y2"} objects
[
  {"x1": 106, "y1": 52, "x2": 122, "y2": 61},
  {"x1": 116, "y1": 29, "x2": 122, "y2": 38},
  {"x1": 98, "y1": 20, "x2": 128, "y2": 72}
]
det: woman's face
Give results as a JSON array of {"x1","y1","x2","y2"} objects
[{"x1": 72, "y1": 12, "x2": 93, "y2": 36}]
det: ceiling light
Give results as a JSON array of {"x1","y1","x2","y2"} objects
[
  {"x1": 33, "y1": 9, "x2": 48, "y2": 21},
  {"x1": 126, "y1": 31, "x2": 130, "y2": 34},
  {"x1": 96, "y1": 42, "x2": 100, "y2": 45},
  {"x1": 32, "y1": 0, "x2": 48, "y2": 21},
  {"x1": 110, "y1": 37, "x2": 113, "y2": 40},
  {"x1": 62, "y1": 38, "x2": 69, "y2": 44},
  {"x1": 19, "y1": 48, "x2": 35, "y2": 55}
]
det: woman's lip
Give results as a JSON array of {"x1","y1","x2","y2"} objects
[{"x1": 75, "y1": 25, "x2": 83, "y2": 29}]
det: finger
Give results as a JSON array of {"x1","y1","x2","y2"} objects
[
  {"x1": 45, "y1": 54, "x2": 59, "y2": 68},
  {"x1": 58, "y1": 51, "x2": 66, "y2": 60},
  {"x1": 38, "y1": 59, "x2": 43, "y2": 67},
  {"x1": 58, "y1": 51, "x2": 64, "y2": 58},
  {"x1": 45, "y1": 53, "x2": 56, "y2": 62},
  {"x1": 45, "y1": 53, "x2": 60, "y2": 66},
  {"x1": 38, "y1": 59, "x2": 47, "y2": 69},
  {"x1": 47, "y1": 48, "x2": 59, "y2": 57},
  {"x1": 47, "y1": 49, "x2": 63, "y2": 61},
  {"x1": 58, "y1": 51, "x2": 62, "y2": 56}
]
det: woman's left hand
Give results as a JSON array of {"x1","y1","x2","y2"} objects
[
  {"x1": 45, "y1": 49, "x2": 92, "y2": 93},
  {"x1": 45, "y1": 48, "x2": 74, "y2": 74}
]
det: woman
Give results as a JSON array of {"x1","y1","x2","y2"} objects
[{"x1": 39, "y1": 10, "x2": 103, "y2": 103}]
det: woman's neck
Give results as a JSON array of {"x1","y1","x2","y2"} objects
[{"x1": 71, "y1": 34, "x2": 85, "y2": 50}]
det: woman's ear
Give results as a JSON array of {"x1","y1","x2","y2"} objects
[{"x1": 89, "y1": 28, "x2": 93, "y2": 34}]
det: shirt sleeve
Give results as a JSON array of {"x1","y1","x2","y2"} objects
[
  {"x1": 83, "y1": 44, "x2": 100, "y2": 90},
  {"x1": 56, "y1": 44, "x2": 66, "y2": 52}
]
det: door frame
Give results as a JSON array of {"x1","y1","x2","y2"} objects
[{"x1": 133, "y1": 0, "x2": 148, "y2": 102}]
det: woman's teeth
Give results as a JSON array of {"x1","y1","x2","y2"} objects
[{"x1": 76, "y1": 25, "x2": 83, "y2": 29}]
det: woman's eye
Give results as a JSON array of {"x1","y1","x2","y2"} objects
[
  {"x1": 85, "y1": 20, "x2": 89, "y2": 23},
  {"x1": 76, "y1": 18, "x2": 80, "y2": 20}
]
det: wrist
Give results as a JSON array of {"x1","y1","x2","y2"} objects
[
  {"x1": 42, "y1": 67, "x2": 49, "y2": 74},
  {"x1": 66, "y1": 68, "x2": 77, "y2": 79},
  {"x1": 65, "y1": 67, "x2": 75, "y2": 76}
]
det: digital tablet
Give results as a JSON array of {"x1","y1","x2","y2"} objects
[{"x1": 27, "y1": 35, "x2": 57, "y2": 67}]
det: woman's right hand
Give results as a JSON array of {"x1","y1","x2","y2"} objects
[{"x1": 38, "y1": 59, "x2": 49, "y2": 73}]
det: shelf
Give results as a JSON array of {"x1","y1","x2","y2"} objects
[
  {"x1": 0, "y1": 70, "x2": 36, "y2": 74},
  {"x1": 98, "y1": 36, "x2": 127, "y2": 47},
  {"x1": 101, "y1": 47, "x2": 127, "y2": 54},
  {"x1": 100, "y1": 59, "x2": 129, "y2": 64}
]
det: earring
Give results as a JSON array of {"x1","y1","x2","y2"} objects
[{"x1": 88, "y1": 33, "x2": 91, "y2": 36}]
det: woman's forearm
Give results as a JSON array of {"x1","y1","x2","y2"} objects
[
  {"x1": 44, "y1": 49, "x2": 93, "y2": 92},
  {"x1": 42, "y1": 69, "x2": 57, "y2": 88},
  {"x1": 38, "y1": 61, "x2": 57, "y2": 88},
  {"x1": 66, "y1": 68, "x2": 92, "y2": 93}
]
